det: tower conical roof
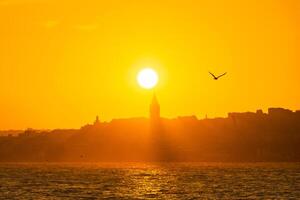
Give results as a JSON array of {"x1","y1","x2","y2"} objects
[{"x1": 151, "y1": 92, "x2": 160, "y2": 106}]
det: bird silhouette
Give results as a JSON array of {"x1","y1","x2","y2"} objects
[{"x1": 209, "y1": 72, "x2": 227, "y2": 80}]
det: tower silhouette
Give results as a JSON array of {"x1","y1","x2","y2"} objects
[
  {"x1": 94, "y1": 116, "x2": 100, "y2": 125},
  {"x1": 150, "y1": 93, "x2": 160, "y2": 122}
]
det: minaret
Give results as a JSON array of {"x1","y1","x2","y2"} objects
[
  {"x1": 94, "y1": 115, "x2": 100, "y2": 125},
  {"x1": 150, "y1": 93, "x2": 160, "y2": 122}
]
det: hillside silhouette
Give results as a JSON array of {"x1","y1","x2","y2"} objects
[{"x1": 0, "y1": 104, "x2": 300, "y2": 162}]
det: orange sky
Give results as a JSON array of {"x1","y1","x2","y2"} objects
[{"x1": 0, "y1": 0, "x2": 299, "y2": 129}]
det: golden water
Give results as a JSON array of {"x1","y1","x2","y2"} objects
[{"x1": 0, "y1": 163, "x2": 299, "y2": 199}]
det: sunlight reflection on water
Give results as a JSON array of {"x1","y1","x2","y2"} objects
[{"x1": 0, "y1": 163, "x2": 299, "y2": 199}]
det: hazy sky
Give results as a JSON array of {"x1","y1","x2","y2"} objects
[{"x1": 0, "y1": 0, "x2": 299, "y2": 129}]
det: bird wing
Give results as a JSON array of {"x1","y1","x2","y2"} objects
[
  {"x1": 209, "y1": 72, "x2": 217, "y2": 79},
  {"x1": 217, "y1": 72, "x2": 227, "y2": 78}
]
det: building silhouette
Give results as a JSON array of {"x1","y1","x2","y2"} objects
[
  {"x1": 0, "y1": 107, "x2": 300, "y2": 162},
  {"x1": 150, "y1": 93, "x2": 160, "y2": 122},
  {"x1": 94, "y1": 116, "x2": 100, "y2": 125}
]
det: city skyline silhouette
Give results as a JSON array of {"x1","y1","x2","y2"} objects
[
  {"x1": 0, "y1": 94, "x2": 299, "y2": 162},
  {"x1": 1, "y1": 1, "x2": 300, "y2": 199}
]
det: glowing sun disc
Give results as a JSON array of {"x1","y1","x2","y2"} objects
[{"x1": 137, "y1": 68, "x2": 158, "y2": 89}]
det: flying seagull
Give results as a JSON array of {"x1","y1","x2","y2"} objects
[{"x1": 209, "y1": 72, "x2": 227, "y2": 80}]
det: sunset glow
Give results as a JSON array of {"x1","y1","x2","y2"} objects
[
  {"x1": 0, "y1": 1, "x2": 299, "y2": 199},
  {"x1": 0, "y1": 0, "x2": 299, "y2": 129}
]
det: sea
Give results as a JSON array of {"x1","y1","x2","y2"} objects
[{"x1": 0, "y1": 162, "x2": 299, "y2": 199}]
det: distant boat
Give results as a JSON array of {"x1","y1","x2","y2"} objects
[{"x1": 209, "y1": 72, "x2": 227, "y2": 80}]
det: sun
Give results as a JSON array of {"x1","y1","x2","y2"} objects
[{"x1": 137, "y1": 68, "x2": 158, "y2": 89}]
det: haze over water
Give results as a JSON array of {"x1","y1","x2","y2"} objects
[{"x1": 0, "y1": 162, "x2": 299, "y2": 199}]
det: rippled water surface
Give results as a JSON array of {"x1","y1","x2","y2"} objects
[{"x1": 0, "y1": 163, "x2": 299, "y2": 199}]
